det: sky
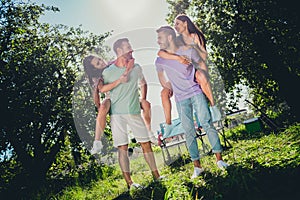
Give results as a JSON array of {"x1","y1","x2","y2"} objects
[{"x1": 35, "y1": 0, "x2": 177, "y2": 131}]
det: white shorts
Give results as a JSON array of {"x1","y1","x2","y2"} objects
[{"x1": 110, "y1": 114, "x2": 150, "y2": 147}]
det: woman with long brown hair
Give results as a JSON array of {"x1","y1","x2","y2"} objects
[{"x1": 158, "y1": 14, "x2": 221, "y2": 135}]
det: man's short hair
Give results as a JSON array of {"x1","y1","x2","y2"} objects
[
  {"x1": 156, "y1": 26, "x2": 176, "y2": 39},
  {"x1": 113, "y1": 38, "x2": 129, "y2": 54}
]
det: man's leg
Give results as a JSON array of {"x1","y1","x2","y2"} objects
[
  {"x1": 111, "y1": 115, "x2": 140, "y2": 187},
  {"x1": 192, "y1": 93, "x2": 228, "y2": 168},
  {"x1": 128, "y1": 115, "x2": 161, "y2": 179},
  {"x1": 118, "y1": 145, "x2": 133, "y2": 186},
  {"x1": 176, "y1": 99, "x2": 203, "y2": 178},
  {"x1": 140, "y1": 141, "x2": 160, "y2": 179}
]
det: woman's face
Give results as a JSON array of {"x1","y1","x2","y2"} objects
[
  {"x1": 174, "y1": 19, "x2": 186, "y2": 34},
  {"x1": 91, "y1": 57, "x2": 106, "y2": 69}
]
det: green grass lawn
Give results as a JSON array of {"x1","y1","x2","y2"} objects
[{"x1": 55, "y1": 123, "x2": 300, "y2": 200}]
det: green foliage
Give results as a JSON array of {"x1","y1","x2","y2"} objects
[
  {"x1": 0, "y1": 0, "x2": 111, "y2": 198},
  {"x1": 166, "y1": 0, "x2": 300, "y2": 122}
]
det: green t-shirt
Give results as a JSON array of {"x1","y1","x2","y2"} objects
[{"x1": 102, "y1": 63, "x2": 143, "y2": 115}]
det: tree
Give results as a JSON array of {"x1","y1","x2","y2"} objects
[
  {"x1": 166, "y1": 0, "x2": 300, "y2": 122},
  {"x1": 0, "y1": 0, "x2": 110, "y2": 197}
]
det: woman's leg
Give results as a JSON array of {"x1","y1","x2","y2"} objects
[
  {"x1": 91, "y1": 99, "x2": 111, "y2": 154},
  {"x1": 140, "y1": 100, "x2": 158, "y2": 145},
  {"x1": 139, "y1": 141, "x2": 160, "y2": 179},
  {"x1": 140, "y1": 99, "x2": 151, "y2": 131},
  {"x1": 161, "y1": 88, "x2": 172, "y2": 125},
  {"x1": 195, "y1": 70, "x2": 221, "y2": 122},
  {"x1": 195, "y1": 69, "x2": 215, "y2": 106},
  {"x1": 95, "y1": 98, "x2": 111, "y2": 140}
]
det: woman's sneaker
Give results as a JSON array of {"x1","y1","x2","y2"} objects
[{"x1": 90, "y1": 140, "x2": 103, "y2": 155}]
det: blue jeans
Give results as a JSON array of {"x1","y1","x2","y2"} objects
[{"x1": 176, "y1": 93, "x2": 222, "y2": 161}]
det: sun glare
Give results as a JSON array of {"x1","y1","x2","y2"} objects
[{"x1": 101, "y1": 0, "x2": 150, "y2": 22}]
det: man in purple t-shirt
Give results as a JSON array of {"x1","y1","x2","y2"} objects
[{"x1": 155, "y1": 26, "x2": 229, "y2": 179}]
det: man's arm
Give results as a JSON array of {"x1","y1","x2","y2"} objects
[
  {"x1": 157, "y1": 71, "x2": 172, "y2": 90},
  {"x1": 139, "y1": 76, "x2": 147, "y2": 100},
  {"x1": 98, "y1": 74, "x2": 127, "y2": 93}
]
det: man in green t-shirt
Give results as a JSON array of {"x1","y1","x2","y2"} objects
[{"x1": 100, "y1": 38, "x2": 162, "y2": 189}]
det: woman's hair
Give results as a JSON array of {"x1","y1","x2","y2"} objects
[
  {"x1": 83, "y1": 55, "x2": 103, "y2": 87},
  {"x1": 176, "y1": 14, "x2": 207, "y2": 50}
]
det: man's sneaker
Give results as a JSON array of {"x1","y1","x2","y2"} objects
[
  {"x1": 155, "y1": 175, "x2": 166, "y2": 182},
  {"x1": 210, "y1": 105, "x2": 222, "y2": 122},
  {"x1": 217, "y1": 160, "x2": 229, "y2": 169},
  {"x1": 164, "y1": 124, "x2": 174, "y2": 138},
  {"x1": 191, "y1": 167, "x2": 204, "y2": 179},
  {"x1": 128, "y1": 182, "x2": 144, "y2": 191},
  {"x1": 90, "y1": 140, "x2": 103, "y2": 155}
]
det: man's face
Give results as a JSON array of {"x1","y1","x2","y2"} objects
[
  {"x1": 91, "y1": 57, "x2": 106, "y2": 69},
  {"x1": 157, "y1": 31, "x2": 170, "y2": 50},
  {"x1": 119, "y1": 41, "x2": 133, "y2": 60}
]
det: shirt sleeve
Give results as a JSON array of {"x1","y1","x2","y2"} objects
[
  {"x1": 155, "y1": 58, "x2": 164, "y2": 72},
  {"x1": 133, "y1": 63, "x2": 144, "y2": 80},
  {"x1": 102, "y1": 68, "x2": 109, "y2": 84}
]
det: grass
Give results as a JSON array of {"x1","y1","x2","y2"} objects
[{"x1": 53, "y1": 123, "x2": 300, "y2": 200}]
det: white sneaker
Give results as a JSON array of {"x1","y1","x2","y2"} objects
[
  {"x1": 216, "y1": 160, "x2": 229, "y2": 169},
  {"x1": 210, "y1": 105, "x2": 222, "y2": 122},
  {"x1": 191, "y1": 167, "x2": 204, "y2": 179},
  {"x1": 128, "y1": 182, "x2": 144, "y2": 191},
  {"x1": 156, "y1": 175, "x2": 166, "y2": 181},
  {"x1": 148, "y1": 131, "x2": 158, "y2": 146},
  {"x1": 164, "y1": 123, "x2": 174, "y2": 138},
  {"x1": 90, "y1": 140, "x2": 103, "y2": 155}
]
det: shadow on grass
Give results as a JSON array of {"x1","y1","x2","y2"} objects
[
  {"x1": 187, "y1": 162, "x2": 300, "y2": 200},
  {"x1": 113, "y1": 158, "x2": 300, "y2": 200},
  {"x1": 113, "y1": 181, "x2": 168, "y2": 200}
]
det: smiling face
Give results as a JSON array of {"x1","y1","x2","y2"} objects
[
  {"x1": 119, "y1": 41, "x2": 133, "y2": 60},
  {"x1": 157, "y1": 31, "x2": 170, "y2": 50},
  {"x1": 90, "y1": 57, "x2": 107, "y2": 69},
  {"x1": 174, "y1": 18, "x2": 187, "y2": 34}
]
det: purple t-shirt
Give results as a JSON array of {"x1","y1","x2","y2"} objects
[{"x1": 155, "y1": 47, "x2": 203, "y2": 102}]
